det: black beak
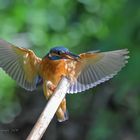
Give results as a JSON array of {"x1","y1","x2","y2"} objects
[
  {"x1": 63, "y1": 52, "x2": 80, "y2": 60},
  {"x1": 69, "y1": 52, "x2": 80, "y2": 59}
]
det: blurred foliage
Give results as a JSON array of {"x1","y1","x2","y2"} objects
[{"x1": 0, "y1": 0, "x2": 140, "y2": 140}]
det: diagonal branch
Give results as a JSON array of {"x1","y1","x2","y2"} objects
[{"x1": 26, "y1": 76, "x2": 70, "y2": 140}]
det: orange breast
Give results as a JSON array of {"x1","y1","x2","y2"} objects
[{"x1": 39, "y1": 58, "x2": 67, "y2": 86}]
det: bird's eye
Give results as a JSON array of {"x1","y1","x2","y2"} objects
[{"x1": 57, "y1": 51, "x2": 61, "y2": 55}]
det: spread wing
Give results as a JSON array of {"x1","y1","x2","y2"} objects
[
  {"x1": 0, "y1": 39, "x2": 42, "y2": 91},
  {"x1": 68, "y1": 49, "x2": 129, "y2": 94}
]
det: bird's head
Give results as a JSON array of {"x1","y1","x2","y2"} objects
[{"x1": 46, "y1": 46, "x2": 80, "y2": 60}]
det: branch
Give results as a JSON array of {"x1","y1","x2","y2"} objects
[{"x1": 26, "y1": 76, "x2": 70, "y2": 140}]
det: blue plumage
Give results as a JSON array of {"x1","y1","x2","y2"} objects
[
  {"x1": 35, "y1": 75, "x2": 43, "y2": 87},
  {"x1": 48, "y1": 55, "x2": 62, "y2": 60},
  {"x1": 43, "y1": 46, "x2": 79, "y2": 60},
  {"x1": 50, "y1": 46, "x2": 69, "y2": 53}
]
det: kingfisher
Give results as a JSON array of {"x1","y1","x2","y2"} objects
[{"x1": 0, "y1": 39, "x2": 129, "y2": 122}]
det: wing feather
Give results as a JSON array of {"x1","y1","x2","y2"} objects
[
  {"x1": 68, "y1": 49, "x2": 129, "y2": 94},
  {"x1": 0, "y1": 39, "x2": 42, "y2": 91}
]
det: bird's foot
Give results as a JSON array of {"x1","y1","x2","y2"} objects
[{"x1": 46, "y1": 81, "x2": 56, "y2": 92}]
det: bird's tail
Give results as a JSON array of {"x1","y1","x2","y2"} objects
[
  {"x1": 57, "y1": 109, "x2": 69, "y2": 122},
  {"x1": 56, "y1": 98, "x2": 69, "y2": 122}
]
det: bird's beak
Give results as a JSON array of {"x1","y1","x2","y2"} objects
[{"x1": 62, "y1": 52, "x2": 80, "y2": 61}]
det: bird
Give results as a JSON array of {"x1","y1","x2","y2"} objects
[{"x1": 0, "y1": 39, "x2": 129, "y2": 122}]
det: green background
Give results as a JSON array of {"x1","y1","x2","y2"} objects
[{"x1": 0, "y1": 0, "x2": 140, "y2": 139}]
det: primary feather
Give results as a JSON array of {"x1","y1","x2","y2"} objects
[
  {"x1": 67, "y1": 49, "x2": 129, "y2": 93},
  {"x1": 0, "y1": 39, "x2": 41, "y2": 91}
]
